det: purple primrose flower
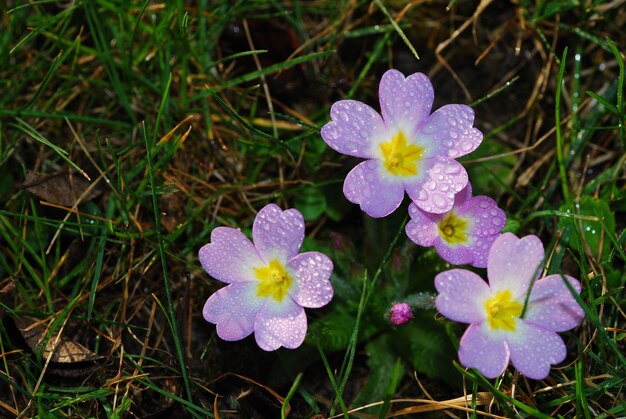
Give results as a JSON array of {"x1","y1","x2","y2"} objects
[
  {"x1": 321, "y1": 69, "x2": 483, "y2": 217},
  {"x1": 435, "y1": 233, "x2": 585, "y2": 380},
  {"x1": 199, "y1": 204, "x2": 334, "y2": 351},
  {"x1": 406, "y1": 184, "x2": 506, "y2": 267},
  {"x1": 388, "y1": 302, "x2": 413, "y2": 326}
]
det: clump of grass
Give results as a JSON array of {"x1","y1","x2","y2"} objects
[{"x1": 0, "y1": 1, "x2": 624, "y2": 417}]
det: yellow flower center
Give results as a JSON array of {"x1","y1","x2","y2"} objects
[
  {"x1": 254, "y1": 259, "x2": 293, "y2": 302},
  {"x1": 438, "y1": 213, "x2": 469, "y2": 245},
  {"x1": 484, "y1": 290, "x2": 522, "y2": 331},
  {"x1": 380, "y1": 131, "x2": 424, "y2": 176}
]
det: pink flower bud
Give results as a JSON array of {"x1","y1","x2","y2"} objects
[{"x1": 389, "y1": 303, "x2": 413, "y2": 326}]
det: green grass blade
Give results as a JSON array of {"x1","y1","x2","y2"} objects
[
  {"x1": 317, "y1": 343, "x2": 349, "y2": 418},
  {"x1": 219, "y1": 50, "x2": 333, "y2": 89},
  {"x1": 142, "y1": 119, "x2": 194, "y2": 408},
  {"x1": 606, "y1": 38, "x2": 625, "y2": 147},
  {"x1": 348, "y1": 31, "x2": 391, "y2": 98},
  {"x1": 83, "y1": 0, "x2": 137, "y2": 124},
  {"x1": 281, "y1": 372, "x2": 303, "y2": 419},
  {"x1": 12, "y1": 118, "x2": 89, "y2": 179},
  {"x1": 373, "y1": 0, "x2": 419, "y2": 61},
  {"x1": 575, "y1": 358, "x2": 591, "y2": 419},
  {"x1": 555, "y1": 47, "x2": 570, "y2": 202}
]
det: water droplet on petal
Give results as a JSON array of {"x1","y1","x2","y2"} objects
[{"x1": 444, "y1": 165, "x2": 460, "y2": 175}]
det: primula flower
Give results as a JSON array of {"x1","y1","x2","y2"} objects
[
  {"x1": 435, "y1": 233, "x2": 585, "y2": 379},
  {"x1": 405, "y1": 184, "x2": 505, "y2": 267},
  {"x1": 321, "y1": 69, "x2": 482, "y2": 217},
  {"x1": 388, "y1": 302, "x2": 413, "y2": 326},
  {"x1": 199, "y1": 204, "x2": 334, "y2": 351}
]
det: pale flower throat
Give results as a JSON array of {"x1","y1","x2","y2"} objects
[
  {"x1": 438, "y1": 213, "x2": 469, "y2": 245},
  {"x1": 484, "y1": 290, "x2": 522, "y2": 331},
  {"x1": 380, "y1": 131, "x2": 424, "y2": 176},
  {"x1": 254, "y1": 259, "x2": 293, "y2": 302}
]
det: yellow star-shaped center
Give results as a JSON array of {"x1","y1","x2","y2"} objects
[
  {"x1": 484, "y1": 290, "x2": 522, "y2": 331},
  {"x1": 438, "y1": 213, "x2": 469, "y2": 245},
  {"x1": 380, "y1": 131, "x2": 424, "y2": 176},
  {"x1": 254, "y1": 259, "x2": 293, "y2": 302}
]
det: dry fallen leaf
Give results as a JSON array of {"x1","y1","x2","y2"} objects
[
  {"x1": 21, "y1": 171, "x2": 101, "y2": 207},
  {"x1": 0, "y1": 280, "x2": 16, "y2": 319},
  {"x1": 14, "y1": 317, "x2": 104, "y2": 377},
  {"x1": 159, "y1": 191, "x2": 185, "y2": 233}
]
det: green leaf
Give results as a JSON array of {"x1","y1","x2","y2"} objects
[
  {"x1": 533, "y1": 0, "x2": 579, "y2": 21},
  {"x1": 324, "y1": 183, "x2": 352, "y2": 222},
  {"x1": 501, "y1": 217, "x2": 520, "y2": 234},
  {"x1": 396, "y1": 313, "x2": 460, "y2": 386},
  {"x1": 352, "y1": 336, "x2": 405, "y2": 411},
  {"x1": 306, "y1": 312, "x2": 355, "y2": 351},
  {"x1": 294, "y1": 186, "x2": 327, "y2": 221}
]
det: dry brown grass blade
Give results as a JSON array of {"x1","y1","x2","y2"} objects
[
  {"x1": 66, "y1": 118, "x2": 144, "y2": 237},
  {"x1": 435, "y1": 0, "x2": 494, "y2": 101},
  {"x1": 0, "y1": 399, "x2": 18, "y2": 418},
  {"x1": 243, "y1": 19, "x2": 278, "y2": 139},
  {"x1": 42, "y1": 168, "x2": 110, "y2": 254},
  {"x1": 328, "y1": 392, "x2": 501, "y2": 418},
  {"x1": 211, "y1": 372, "x2": 290, "y2": 416},
  {"x1": 385, "y1": 393, "x2": 503, "y2": 417},
  {"x1": 213, "y1": 392, "x2": 220, "y2": 419},
  {"x1": 532, "y1": 374, "x2": 614, "y2": 395},
  {"x1": 158, "y1": 114, "x2": 196, "y2": 145}
]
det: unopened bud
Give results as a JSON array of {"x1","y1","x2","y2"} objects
[{"x1": 388, "y1": 302, "x2": 413, "y2": 326}]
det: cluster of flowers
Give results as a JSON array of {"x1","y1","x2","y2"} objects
[{"x1": 199, "y1": 70, "x2": 584, "y2": 380}]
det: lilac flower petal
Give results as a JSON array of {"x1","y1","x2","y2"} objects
[
  {"x1": 454, "y1": 183, "x2": 473, "y2": 206},
  {"x1": 203, "y1": 283, "x2": 263, "y2": 341},
  {"x1": 488, "y1": 233, "x2": 544, "y2": 297},
  {"x1": 406, "y1": 157, "x2": 468, "y2": 214},
  {"x1": 459, "y1": 196, "x2": 506, "y2": 238},
  {"x1": 525, "y1": 274, "x2": 585, "y2": 332},
  {"x1": 435, "y1": 269, "x2": 490, "y2": 323},
  {"x1": 343, "y1": 160, "x2": 405, "y2": 218},
  {"x1": 405, "y1": 203, "x2": 440, "y2": 246},
  {"x1": 458, "y1": 323, "x2": 510, "y2": 379},
  {"x1": 199, "y1": 227, "x2": 263, "y2": 284},
  {"x1": 287, "y1": 252, "x2": 334, "y2": 308},
  {"x1": 464, "y1": 234, "x2": 500, "y2": 268},
  {"x1": 321, "y1": 100, "x2": 387, "y2": 158},
  {"x1": 253, "y1": 204, "x2": 304, "y2": 263},
  {"x1": 379, "y1": 70, "x2": 434, "y2": 135},
  {"x1": 507, "y1": 321, "x2": 566, "y2": 380},
  {"x1": 255, "y1": 299, "x2": 307, "y2": 351},
  {"x1": 418, "y1": 104, "x2": 483, "y2": 158},
  {"x1": 433, "y1": 240, "x2": 474, "y2": 265}
]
